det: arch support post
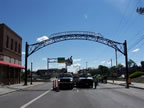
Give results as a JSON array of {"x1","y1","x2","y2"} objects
[
  {"x1": 24, "y1": 42, "x2": 29, "y2": 86},
  {"x1": 124, "y1": 40, "x2": 129, "y2": 88}
]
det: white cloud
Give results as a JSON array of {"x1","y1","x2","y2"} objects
[
  {"x1": 121, "y1": 63, "x2": 125, "y2": 66},
  {"x1": 132, "y1": 48, "x2": 140, "y2": 53},
  {"x1": 73, "y1": 63, "x2": 81, "y2": 67},
  {"x1": 22, "y1": 52, "x2": 25, "y2": 55},
  {"x1": 37, "y1": 35, "x2": 49, "y2": 42},
  {"x1": 73, "y1": 59, "x2": 81, "y2": 62},
  {"x1": 84, "y1": 14, "x2": 88, "y2": 20},
  {"x1": 42, "y1": 57, "x2": 47, "y2": 61},
  {"x1": 107, "y1": 61, "x2": 111, "y2": 65},
  {"x1": 34, "y1": 66, "x2": 47, "y2": 71},
  {"x1": 101, "y1": 61, "x2": 106, "y2": 64},
  {"x1": 58, "y1": 64, "x2": 65, "y2": 67}
]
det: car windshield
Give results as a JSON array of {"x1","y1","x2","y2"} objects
[
  {"x1": 79, "y1": 73, "x2": 92, "y2": 77},
  {"x1": 59, "y1": 73, "x2": 72, "y2": 78}
]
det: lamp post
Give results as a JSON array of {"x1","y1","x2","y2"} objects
[{"x1": 30, "y1": 62, "x2": 33, "y2": 85}]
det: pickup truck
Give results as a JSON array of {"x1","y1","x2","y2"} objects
[
  {"x1": 77, "y1": 73, "x2": 93, "y2": 88},
  {"x1": 58, "y1": 73, "x2": 74, "y2": 89}
]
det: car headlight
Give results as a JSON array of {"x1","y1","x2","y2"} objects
[
  {"x1": 58, "y1": 79, "x2": 60, "y2": 82},
  {"x1": 70, "y1": 79, "x2": 73, "y2": 82}
]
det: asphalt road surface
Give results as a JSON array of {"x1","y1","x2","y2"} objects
[{"x1": 0, "y1": 82, "x2": 144, "y2": 108}]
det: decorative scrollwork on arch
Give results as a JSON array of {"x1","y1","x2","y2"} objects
[{"x1": 27, "y1": 31, "x2": 125, "y2": 56}]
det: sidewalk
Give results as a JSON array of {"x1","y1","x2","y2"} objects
[
  {"x1": 0, "y1": 82, "x2": 45, "y2": 96},
  {"x1": 107, "y1": 80, "x2": 144, "y2": 89}
]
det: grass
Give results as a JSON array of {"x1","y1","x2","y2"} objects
[{"x1": 115, "y1": 77, "x2": 144, "y2": 83}]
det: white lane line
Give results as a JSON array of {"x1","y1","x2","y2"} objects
[
  {"x1": 77, "y1": 89, "x2": 79, "y2": 92},
  {"x1": 20, "y1": 90, "x2": 50, "y2": 108}
]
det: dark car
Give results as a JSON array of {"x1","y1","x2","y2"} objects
[
  {"x1": 58, "y1": 73, "x2": 74, "y2": 89},
  {"x1": 77, "y1": 73, "x2": 93, "y2": 88}
]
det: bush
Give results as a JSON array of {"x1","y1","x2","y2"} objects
[{"x1": 129, "y1": 71, "x2": 144, "y2": 78}]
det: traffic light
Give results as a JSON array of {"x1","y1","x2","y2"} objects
[
  {"x1": 136, "y1": 7, "x2": 144, "y2": 15},
  {"x1": 65, "y1": 56, "x2": 73, "y2": 66}
]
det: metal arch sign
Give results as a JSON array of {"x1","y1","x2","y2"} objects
[
  {"x1": 24, "y1": 31, "x2": 129, "y2": 88},
  {"x1": 27, "y1": 31, "x2": 124, "y2": 56}
]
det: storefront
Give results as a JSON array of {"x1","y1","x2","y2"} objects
[{"x1": 0, "y1": 61, "x2": 24, "y2": 85}]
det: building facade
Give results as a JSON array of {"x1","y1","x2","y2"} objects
[{"x1": 0, "y1": 24, "x2": 24, "y2": 85}]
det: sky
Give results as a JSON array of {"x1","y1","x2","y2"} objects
[{"x1": 0, "y1": 0, "x2": 144, "y2": 73}]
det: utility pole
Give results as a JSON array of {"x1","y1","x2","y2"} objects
[
  {"x1": 86, "y1": 62, "x2": 88, "y2": 70},
  {"x1": 47, "y1": 58, "x2": 49, "y2": 70},
  {"x1": 115, "y1": 49, "x2": 118, "y2": 66},
  {"x1": 111, "y1": 59, "x2": 112, "y2": 67},
  {"x1": 124, "y1": 40, "x2": 129, "y2": 88},
  {"x1": 111, "y1": 59, "x2": 114, "y2": 83},
  {"x1": 30, "y1": 62, "x2": 33, "y2": 85}
]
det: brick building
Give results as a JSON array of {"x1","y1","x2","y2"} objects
[{"x1": 0, "y1": 24, "x2": 24, "y2": 85}]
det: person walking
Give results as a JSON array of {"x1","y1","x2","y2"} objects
[{"x1": 93, "y1": 76, "x2": 98, "y2": 89}]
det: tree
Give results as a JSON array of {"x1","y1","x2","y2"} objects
[
  {"x1": 128, "y1": 59, "x2": 138, "y2": 74},
  {"x1": 128, "y1": 59, "x2": 137, "y2": 68},
  {"x1": 117, "y1": 64, "x2": 124, "y2": 76},
  {"x1": 110, "y1": 66, "x2": 117, "y2": 78},
  {"x1": 88, "y1": 68, "x2": 99, "y2": 76},
  {"x1": 98, "y1": 65, "x2": 109, "y2": 76},
  {"x1": 141, "y1": 61, "x2": 144, "y2": 71}
]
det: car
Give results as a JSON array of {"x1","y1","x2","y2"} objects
[
  {"x1": 57, "y1": 73, "x2": 74, "y2": 89},
  {"x1": 77, "y1": 73, "x2": 93, "y2": 88}
]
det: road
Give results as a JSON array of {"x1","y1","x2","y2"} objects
[{"x1": 0, "y1": 82, "x2": 144, "y2": 108}]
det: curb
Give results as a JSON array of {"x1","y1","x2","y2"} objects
[
  {"x1": 108, "y1": 82, "x2": 144, "y2": 90},
  {"x1": 0, "y1": 82, "x2": 45, "y2": 96}
]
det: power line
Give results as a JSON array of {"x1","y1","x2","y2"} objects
[
  {"x1": 117, "y1": 0, "x2": 140, "y2": 39},
  {"x1": 114, "y1": 0, "x2": 132, "y2": 39}
]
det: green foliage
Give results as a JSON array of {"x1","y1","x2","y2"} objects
[
  {"x1": 128, "y1": 59, "x2": 137, "y2": 68},
  {"x1": 141, "y1": 61, "x2": 144, "y2": 70},
  {"x1": 88, "y1": 68, "x2": 99, "y2": 76},
  {"x1": 129, "y1": 71, "x2": 144, "y2": 78},
  {"x1": 98, "y1": 65, "x2": 109, "y2": 76}
]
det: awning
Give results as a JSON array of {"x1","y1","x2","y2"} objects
[{"x1": 0, "y1": 61, "x2": 25, "y2": 69}]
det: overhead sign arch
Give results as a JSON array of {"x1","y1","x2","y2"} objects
[{"x1": 24, "y1": 31, "x2": 129, "y2": 88}]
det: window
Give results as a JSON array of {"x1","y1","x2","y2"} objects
[
  {"x1": 11, "y1": 39, "x2": 13, "y2": 50},
  {"x1": 6, "y1": 36, "x2": 9, "y2": 48},
  {"x1": 15, "y1": 41, "x2": 17, "y2": 52},
  {"x1": 18, "y1": 44, "x2": 21, "y2": 53}
]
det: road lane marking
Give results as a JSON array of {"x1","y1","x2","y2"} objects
[
  {"x1": 20, "y1": 90, "x2": 50, "y2": 108},
  {"x1": 77, "y1": 89, "x2": 79, "y2": 92}
]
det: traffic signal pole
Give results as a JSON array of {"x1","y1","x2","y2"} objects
[
  {"x1": 24, "y1": 42, "x2": 28, "y2": 86},
  {"x1": 124, "y1": 40, "x2": 129, "y2": 88}
]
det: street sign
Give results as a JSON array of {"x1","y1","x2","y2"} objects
[{"x1": 57, "y1": 57, "x2": 65, "y2": 63}]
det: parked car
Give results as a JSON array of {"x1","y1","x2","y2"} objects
[
  {"x1": 77, "y1": 73, "x2": 93, "y2": 88},
  {"x1": 58, "y1": 73, "x2": 74, "y2": 89}
]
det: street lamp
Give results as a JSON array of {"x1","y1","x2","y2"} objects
[{"x1": 30, "y1": 62, "x2": 33, "y2": 85}]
